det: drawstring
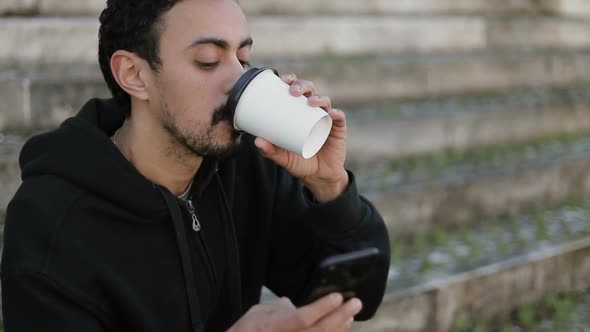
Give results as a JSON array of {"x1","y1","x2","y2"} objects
[
  {"x1": 158, "y1": 186, "x2": 204, "y2": 332},
  {"x1": 215, "y1": 171, "x2": 244, "y2": 323}
]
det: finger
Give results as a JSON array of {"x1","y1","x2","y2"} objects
[
  {"x1": 281, "y1": 73, "x2": 297, "y2": 85},
  {"x1": 343, "y1": 317, "x2": 354, "y2": 331},
  {"x1": 306, "y1": 298, "x2": 362, "y2": 332},
  {"x1": 327, "y1": 108, "x2": 347, "y2": 139},
  {"x1": 254, "y1": 137, "x2": 277, "y2": 155},
  {"x1": 284, "y1": 293, "x2": 343, "y2": 330},
  {"x1": 290, "y1": 80, "x2": 316, "y2": 97},
  {"x1": 254, "y1": 137, "x2": 298, "y2": 171},
  {"x1": 308, "y1": 95, "x2": 332, "y2": 111}
]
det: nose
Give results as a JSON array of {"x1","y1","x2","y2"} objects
[{"x1": 223, "y1": 60, "x2": 247, "y2": 95}]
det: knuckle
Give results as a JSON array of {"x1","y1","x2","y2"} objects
[{"x1": 293, "y1": 311, "x2": 314, "y2": 328}]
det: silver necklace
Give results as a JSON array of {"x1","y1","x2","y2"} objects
[{"x1": 111, "y1": 128, "x2": 120, "y2": 146}]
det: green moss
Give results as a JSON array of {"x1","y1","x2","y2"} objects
[
  {"x1": 433, "y1": 227, "x2": 449, "y2": 247},
  {"x1": 391, "y1": 242, "x2": 403, "y2": 267},
  {"x1": 359, "y1": 128, "x2": 590, "y2": 195},
  {"x1": 452, "y1": 311, "x2": 472, "y2": 332},
  {"x1": 516, "y1": 302, "x2": 536, "y2": 328},
  {"x1": 454, "y1": 290, "x2": 590, "y2": 330},
  {"x1": 487, "y1": 221, "x2": 508, "y2": 254},
  {"x1": 472, "y1": 322, "x2": 488, "y2": 332},
  {"x1": 534, "y1": 212, "x2": 550, "y2": 241},
  {"x1": 412, "y1": 232, "x2": 428, "y2": 255}
]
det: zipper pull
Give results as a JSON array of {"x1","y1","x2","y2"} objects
[{"x1": 186, "y1": 200, "x2": 201, "y2": 232}]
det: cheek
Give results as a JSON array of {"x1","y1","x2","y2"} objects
[{"x1": 157, "y1": 65, "x2": 222, "y2": 119}]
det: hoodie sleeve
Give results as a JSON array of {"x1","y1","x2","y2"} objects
[
  {"x1": 2, "y1": 270, "x2": 106, "y2": 332},
  {"x1": 264, "y1": 169, "x2": 391, "y2": 321}
]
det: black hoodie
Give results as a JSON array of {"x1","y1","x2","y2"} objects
[{"x1": 1, "y1": 98, "x2": 390, "y2": 332}]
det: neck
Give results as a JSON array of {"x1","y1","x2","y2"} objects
[{"x1": 114, "y1": 112, "x2": 203, "y2": 196}]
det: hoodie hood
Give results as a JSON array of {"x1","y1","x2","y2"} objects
[{"x1": 19, "y1": 98, "x2": 171, "y2": 222}]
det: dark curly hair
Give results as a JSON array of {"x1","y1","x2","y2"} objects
[{"x1": 98, "y1": 0, "x2": 182, "y2": 116}]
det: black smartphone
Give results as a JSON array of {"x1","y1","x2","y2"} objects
[{"x1": 297, "y1": 247, "x2": 380, "y2": 306}]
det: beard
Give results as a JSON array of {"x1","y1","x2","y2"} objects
[{"x1": 159, "y1": 99, "x2": 242, "y2": 160}]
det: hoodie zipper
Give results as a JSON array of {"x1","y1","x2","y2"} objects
[
  {"x1": 186, "y1": 200, "x2": 201, "y2": 232},
  {"x1": 185, "y1": 198, "x2": 218, "y2": 283}
]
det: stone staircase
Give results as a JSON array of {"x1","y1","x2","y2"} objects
[{"x1": 2, "y1": 1, "x2": 590, "y2": 331}]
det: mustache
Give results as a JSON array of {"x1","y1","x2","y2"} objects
[{"x1": 211, "y1": 103, "x2": 232, "y2": 126}]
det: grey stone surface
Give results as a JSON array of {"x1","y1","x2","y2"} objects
[
  {"x1": 243, "y1": 0, "x2": 538, "y2": 15},
  {"x1": 0, "y1": 157, "x2": 21, "y2": 212},
  {"x1": 432, "y1": 252, "x2": 575, "y2": 331},
  {"x1": 269, "y1": 53, "x2": 589, "y2": 104},
  {"x1": 488, "y1": 18, "x2": 590, "y2": 50},
  {"x1": 347, "y1": 102, "x2": 590, "y2": 163},
  {"x1": 540, "y1": 0, "x2": 590, "y2": 18},
  {"x1": 0, "y1": 135, "x2": 24, "y2": 212},
  {"x1": 358, "y1": 238, "x2": 590, "y2": 332},
  {"x1": 1, "y1": 16, "x2": 590, "y2": 66},
  {"x1": 250, "y1": 17, "x2": 486, "y2": 58},
  {"x1": 0, "y1": 17, "x2": 485, "y2": 65},
  {"x1": 351, "y1": 291, "x2": 435, "y2": 332},
  {"x1": 0, "y1": 78, "x2": 27, "y2": 129},
  {"x1": 37, "y1": 0, "x2": 106, "y2": 15},
  {"x1": 0, "y1": 73, "x2": 109, "y2": 131},
  {"x1": 0, "y1": 18, "x2": 99, "y2": 66},
  {"x1": 29, "y1": 77, "x2": 109, "y2": 128},
  {"x1": 0, "y1": 0, "x2": 36, "y2": 15},
  {"x1": 3, "y1": 0, "x2": 586, "y2": 16},
  {"x1": 370, "y1": 158, "x2": 590, "y2": 238},
  {"x1": 573, "y1": 247, "x2": 590, "y2": 291}
]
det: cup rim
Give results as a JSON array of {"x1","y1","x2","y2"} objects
[{"x1": 228, "y1": 67, "x2": 279, "y2": 130}]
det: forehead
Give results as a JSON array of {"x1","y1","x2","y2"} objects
[{"x1": 159, "y1": 0, "x2": 249, "y2": 48}]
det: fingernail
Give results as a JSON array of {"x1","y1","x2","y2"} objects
[
  {"x1": 348, "y1": 298, "x2": 362, "y2": 311},
  {"x1": 292, "y1": 83, "x2": 301, "y2": 91},
  {"x1": 330, "y1": 293, "x2": 342, "y2": 304}
]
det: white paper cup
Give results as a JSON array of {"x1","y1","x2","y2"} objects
[{"x1": 228, "y1": 67, "x2": 333, "y2": 159}]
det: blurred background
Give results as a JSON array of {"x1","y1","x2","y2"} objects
[{"x1": 1, "y1": 0, "x2": 590, "y2": 331}]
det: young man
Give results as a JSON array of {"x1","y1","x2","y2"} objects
[{"x1": 1, "y1": 0, "x2": 390, "y2": 331}]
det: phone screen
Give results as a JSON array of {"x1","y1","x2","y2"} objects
[{"x1": 298, "y1": 247, "x2": 379, "y2": 305}]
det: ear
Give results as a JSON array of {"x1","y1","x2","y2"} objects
[{"x1": 110, "y1": 50, "x2": 150, "y2": 101}]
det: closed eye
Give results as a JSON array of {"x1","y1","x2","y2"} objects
[{"x1": 197, "y1": 62, "x2": 219, "y2": 70}]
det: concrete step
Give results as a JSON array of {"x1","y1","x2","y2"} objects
[
  {"x1": 355, "y1": 218, "x2": 590, "y2": 331},
  {"x1": 357, "y1": 132, "x2": 590, "y2": 237},
  {"x1": 345, "y1": 83, "x2": 590, "y2": 163},
  {"x1": 267, "y1": 51, "x2": 590, "y2": 104},
  {"x1": 245, "y1": 0, "x2": 590, "y2": 17},
  {"x1": 2, "y1": 51, "x2": 590, "y2": 131},
  {"x1": 0, "y1": 134, "x2": 22, "y2": 214},
  {"x1": 3, "y1": 17, "x2": 590, "y2": 65},
  {"x1": 452, "y1": 289, "x2": 590, "y2": 330},
  {"x1": 1, "y1": 0, "x2": 589, "y2": 18}
]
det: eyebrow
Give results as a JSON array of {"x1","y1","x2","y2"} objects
[{"x1": 187, "y1": 37, "x2": 253, "y2": 50}]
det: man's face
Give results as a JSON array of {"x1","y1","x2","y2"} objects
[{"x1": 148, "y1": 0, "x2": 251, "y2": 159}]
